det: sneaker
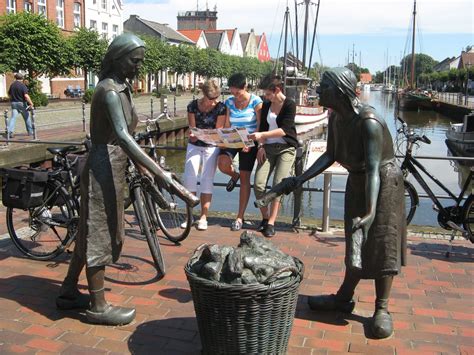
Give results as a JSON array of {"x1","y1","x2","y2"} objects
[
  {"x1": 230, "y1": 219, "x2": 243, "y2": 231},
  {"x1": 180, "y1": 219, "x2": 194, "y2": 229},
  {"x1": 196, "y1": 219, "x2": 208, "y2": 231}
]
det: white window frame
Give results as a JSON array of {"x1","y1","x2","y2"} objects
[
  {"x1": 90, "y1": 20, "x2": 97, "y2": 30},
  {"x1": 24, "y1": 1, "x2": 32, "y2": 12},
  {"x1": 56, "y1": 0, "x2": 65, "y2": 28},
  {"x1": 73, "y1": 2, "x2": 81, "y2": 28},
  {"x1": 101, "y1": 22, "x2": 108, "y2": 40},
  {"x1": 38, "y1": 0, "x2": 46, "y2": 16},
  {"x1": 112, "y1": 24, "x2": 118, "y2": 39},
  {"x1": 6, "y1": 0, "x2": 16, "y2": 14},
  {"x1": 101, "y1": 0, "x2": 106, "y2": 10}
]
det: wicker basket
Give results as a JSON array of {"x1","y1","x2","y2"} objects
[{"x1": 185, "y1": 254, "x2": 304, "y2": 355}]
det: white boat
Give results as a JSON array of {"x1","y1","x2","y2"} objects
[
  {"x1": 294, "y1": 105, "x2": 328, "y2": 135},
  {"x1": 445, "y1": 112, "x2": 474, "y2": 165}
]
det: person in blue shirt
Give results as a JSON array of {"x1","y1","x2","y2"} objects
[{"x1": 218, "y1": 73, "x2": 263, "y2": 231}]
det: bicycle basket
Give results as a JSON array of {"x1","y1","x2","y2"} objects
[{"x1": 0, "y1": 168, "x2": 49, "y2": 209}]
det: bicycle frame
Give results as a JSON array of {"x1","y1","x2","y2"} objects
[{"x1": 401, "y1": 154, "x2": 472, "y2": 215}]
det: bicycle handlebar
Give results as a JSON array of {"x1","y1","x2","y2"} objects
[{"x1": 396, "y1": 116, "x2": 431, "y2": 145}]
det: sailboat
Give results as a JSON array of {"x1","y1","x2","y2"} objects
[
  {"x1": 396, "y1": 0, "x2": 433, "y2": 111},
  {"x1": 278, "y1": 1, "x2": 328, "y2": 137}
]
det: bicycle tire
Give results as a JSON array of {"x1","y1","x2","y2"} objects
[
  {"x1": 155, "y1": 175, "x2": 192, "y2": 243},
  {"x1": 6, "y1": 180, "x2": 77, "y2": 260},
  {"x1": 462, "y1": 194, "x2": 474, "y2": 243},
  {"x1": 132, "y1": 185, "x2": 166, "y2": 276},
  {"x1": 404, "y1": 180, "x2": 418, "y2": 225}
]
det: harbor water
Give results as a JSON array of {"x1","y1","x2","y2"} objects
[{"x1": 162, "y1": 91, "x2": 467, "y2": 227}]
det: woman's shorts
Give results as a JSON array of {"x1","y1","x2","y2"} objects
[{"x1": 218, "y1": 146, "x2": 258, "y2": 172}]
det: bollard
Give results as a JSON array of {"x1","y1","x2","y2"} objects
[
  {"x1": 173, "y1": 95, "x2": 177, "y2": 117},
  {"x1": 150, "y1": 97, "x2": 154, "y2": 120},
  {"x1": 31, "y1": 108, "x2": 38, "y2": 140},
  {"x1": 322, "y1": 173, "x2": 332, "y2": 232},
  {"x1": 82, "y1": 102, "x2": 86, "y2": 132},
  {"x1": 4, "y1": 110, "x2": 9, "y2": 144}
]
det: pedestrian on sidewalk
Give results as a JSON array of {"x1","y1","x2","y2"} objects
[
  {"x1": 182, "y1": 79, "x2": 226, "y2": 231},
  {"x1": 7, "y1": 73, "x2": 34, "y2": 138},
  {"x1": 217, "y1": 73, "x2": 263, "y2": 231},
  {"x1": 250, "y1": 75, "x2": 297, "y2": 238}
]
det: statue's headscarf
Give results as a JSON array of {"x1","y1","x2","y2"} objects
[
  {"x1": 98, "y1": 33, "x2": 145, "y2": 81},
  {"x1": 323, "y1": 67, "x2": 362, "y2": 114}
]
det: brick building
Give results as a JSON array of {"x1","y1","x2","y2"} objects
[{"x1": 0, "y1": 0, "x2": 85, "y2": 98}]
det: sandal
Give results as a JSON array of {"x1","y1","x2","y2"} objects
[{"x1": 226, "y1": 173, "x2": 240, "y2": 192}]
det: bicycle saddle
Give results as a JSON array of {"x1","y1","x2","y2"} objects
[{"x1": 47, "y1": 146, "x2": 78, "y2": 155}]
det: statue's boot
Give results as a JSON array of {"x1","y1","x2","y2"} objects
[
  {"x1": 86, "y1": 303, "x2": 136, "y2": 326},
  {"x1": 85, "y1": 266, "x2": 136, "y2": 326},
  {"x1": 308, "y1": 270, "x2": 360, "y2": 313},
  {"x1": 371, "y1": 276, "x2": 394, "y2": 339},
  {"x1": 56, "y1": 252, "x2": 90, "y2": 310}
]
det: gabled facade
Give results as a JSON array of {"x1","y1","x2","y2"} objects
[
  {"x1": 257, "y1": 32, "x2": 270, "y2": 62},
  {"x1": 124, "y1": 14, "x2": 194, "y2": 46},
  {"x1": 204, "y1": 30, "x2": 231, "y2": 55},
  {"x1": 178, "y1": 29, "x2": 208, "y2": 49},
  {"x1": 240, "y1": 29, "x2": 258, "y2": 58},
  {"x1": 458, "y1": 52, "x2": 474, "y2": 70},
  {"x1": 226, "y1": 28, "x2": 243, "y2": 57}
]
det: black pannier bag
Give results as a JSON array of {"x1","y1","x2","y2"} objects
[{"x1": 0, "y1": 168, "x2": 49, "y2": 209}]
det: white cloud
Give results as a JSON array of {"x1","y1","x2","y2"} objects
[{"x1": 123, "y1": 0, "x2": 473, "y2": 35}]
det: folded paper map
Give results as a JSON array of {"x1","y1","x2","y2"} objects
[{"x1": 191, "y1": 127, "x2": 255, "y2": 149}]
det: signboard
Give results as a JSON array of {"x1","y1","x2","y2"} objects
[{"x1": 304, "y1": 139, "x2": 347, "y2": 174}]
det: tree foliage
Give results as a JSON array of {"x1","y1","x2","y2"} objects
[
  {"x1": 0, "y1": 12, "x2": 69, "y2": 82},
  {"x1": 400, "y1": 53, "x2": 438, "y2": 84},
  {"x1": 68, "y1": 27, "x2": 108, "y2": 89}
]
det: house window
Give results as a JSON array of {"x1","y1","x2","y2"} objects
[
  {"x1": 37, "y1": 0, "x2": 46, "y2": 15},
  {"x1": 90, "y1": 20, "x2": 97, "y2": 30},
  {"x1": 56, "y1": 0, "x2": 64, "y2": 28},
  {"x1": 101, "y1": 0, "x2": 106, "y2": 10},
  {"x1": 6, "y1": 0, "x2": 16, "y2": 14},
  {"x1": 112, "y1": 24, "x2": 118, "y2": 39},
  {"x1": 101, "y1": 22, "x2": 108, "y2": 40},
  {"x1": 73, "y1": 3, "x2": 81, "y2": 28},
  {"x1": 24, "y1": 1, "x2": 32, "y2": 12}
]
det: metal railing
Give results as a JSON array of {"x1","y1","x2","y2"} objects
[
  {"x1": 435, "y1": 92, "x2": 474, "y2": 109},
  {"x1": 1, "y1": 138, "x2": 471, "y2": 233},
  {"x1": 1, "y1": 95, "x2": 189, "y2": 146}
]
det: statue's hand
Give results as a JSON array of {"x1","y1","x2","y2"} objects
[
  {"x1": 352, "y1": 213, "x2": 375, "y2": 239},
  {"x1": 280, "y1": 176, "x2": 302, "y2": 195}
]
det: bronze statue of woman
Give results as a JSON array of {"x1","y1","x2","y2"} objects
[
  {"x1": 257, "y1": 67, "x2": 406, "y2": 338},
  {"x1": 55, "y1": 33, "x2": 199, "y2": 325}
]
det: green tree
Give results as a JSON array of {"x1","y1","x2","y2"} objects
[
  {"x1": 68, "y1": 27, "x2": 108, "y2": 90},
  {"x1": 400, "y1": 53, "x2": 438, "y2": 86},
  {"x1": 0, "y1": 12, "x2": 69, "y2": 85}
]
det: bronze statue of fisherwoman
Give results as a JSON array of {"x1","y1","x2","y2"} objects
[{"x1": 56, "y1": 33, "x2": 198, "y2": 325}]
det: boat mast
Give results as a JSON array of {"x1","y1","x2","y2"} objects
[
  {"x1": 294, "y1": 1, "x2": 299, "y2": 70},
  {"x1": 410, "y1": 0, "x2": 416, "y2": 89},
  {"x1": 307, "y1": 0, "x2": 321, "y2": 77},
  {"x1": 302, "y1": 0, "x2": 310, "y2": 69},
  {"x1": 283, "y1": 5, "x2": 289, "y2": 93}
]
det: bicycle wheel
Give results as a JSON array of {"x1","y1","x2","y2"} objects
[
  {"x1": 132, "y1": 185, "x2": 165, "y2": 276},
  {"x1": 155, "y1": 176, "x2": 192, "y2": 243},
  {"x1": 6, "y1": 180, "x2": 76, "y2": 260},
  {"x1": 404, "y1": 180, "x2": 418, "y2": 225},
  {"x1": 462, "y1": 194, "x2": 474, "y2": 243}
]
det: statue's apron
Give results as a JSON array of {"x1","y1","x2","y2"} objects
[{"x1": 75, "y1": 83, "x2": 138, "y2": 267}]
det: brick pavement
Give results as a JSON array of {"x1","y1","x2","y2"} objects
[{"x1": 0, "y1": 209, "x2": 473, "y2": 354}]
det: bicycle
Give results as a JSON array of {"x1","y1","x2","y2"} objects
[
  {"x1": 396, "y1": 116, "x2": 474, "y2": 253},
  {"x1": 2, "y1": 145, "x2": 83, "y2": 260},
  {"x1": 128, "y1": 113, "x2": 193, "y2": 244}
]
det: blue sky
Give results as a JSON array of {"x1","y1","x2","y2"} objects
[{"x1": 123, "y1": 0, "x2": 473, "y2": 73}]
